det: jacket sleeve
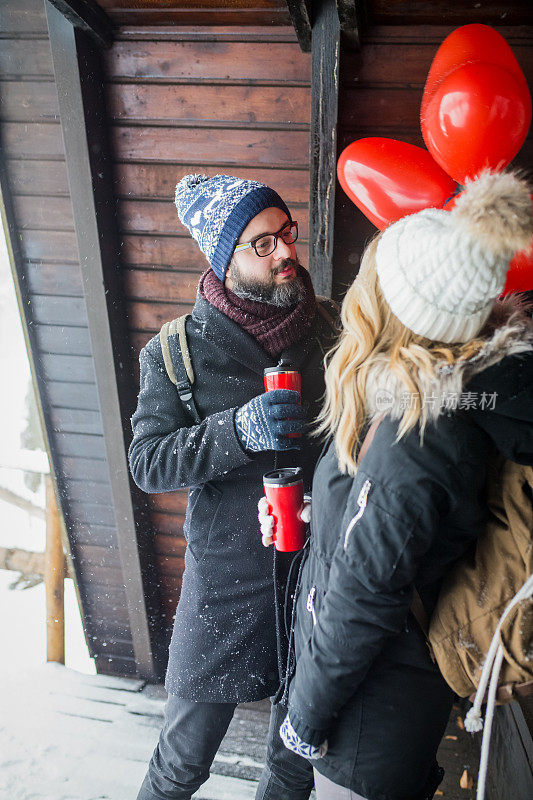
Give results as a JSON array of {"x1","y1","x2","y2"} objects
[
  {"x1": 288, "y1": 427, "x2": 452, "y2": 744},
  {"x1": 128, "y1": 341, "x2": 251, "y2": 493}
]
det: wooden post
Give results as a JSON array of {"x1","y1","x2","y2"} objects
[
  {"x1": 309, "y1": 0, "x2": 341, "y2": 297},
  {"x1": 45, "y1": 474, "x2": 65, "y2": 664}
]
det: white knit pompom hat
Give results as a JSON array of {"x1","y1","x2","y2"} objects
[{"x1": 376, "y1": 171, "x2": 533, "y2": 343}]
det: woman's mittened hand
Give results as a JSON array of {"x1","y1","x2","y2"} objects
[
  {"x1": 299, "y1": 494, "x2": 312, "y2": 524},
  {"x1": 279, "y1": 713, "x2": 328, "y2": 760},
  {"x1": 258, "y1": 496, "x2": 275, "y2": 547}
]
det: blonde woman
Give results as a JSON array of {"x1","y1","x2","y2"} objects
[{"x1": 259, "y1": 171, "x2": 533, "y2": 799}]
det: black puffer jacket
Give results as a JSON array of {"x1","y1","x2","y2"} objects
[
  {"x1": 287, "y1": 302, "x2": 533, "y2": 800},
  {"x1": 129, "y1": 293, "x2": 337, "y2": 701}
]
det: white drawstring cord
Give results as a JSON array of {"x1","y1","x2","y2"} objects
[
  {"x1": 474, "y1": 645, "x2": 505, "y2": 800},
  {"x1": 464, "y1": 573, "x2": 533, "y2": 800}
]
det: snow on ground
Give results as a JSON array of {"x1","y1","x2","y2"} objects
[{"x1": 0, "y1": 569, "x2": 259, "y2": 800}]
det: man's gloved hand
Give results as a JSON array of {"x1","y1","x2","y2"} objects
[
  {"x1": 235, "y1": 389, "x2": 305, "y2": 453},
  {"x1": 258, "y1": 494, "x2": 311, "y2": 547}
]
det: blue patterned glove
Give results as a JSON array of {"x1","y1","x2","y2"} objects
[
  {"x1": 279, "y1": 714, "x2": 328, "y2": 759},
  {"x1": 235, "y1": 389, "x2": 305, "y2": 452}
]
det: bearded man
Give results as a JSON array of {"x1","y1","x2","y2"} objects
[{"x1": 129, "y1": 174, "x2": 337, "y2": 800}]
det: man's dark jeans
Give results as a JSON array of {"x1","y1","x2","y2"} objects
[{"x1": 137, "y1": 695, "x2": 314, "y2": 800}]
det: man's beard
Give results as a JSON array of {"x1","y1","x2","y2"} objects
[{"x1": 228, "y1": 258, "x2": 305, "y2": 308}]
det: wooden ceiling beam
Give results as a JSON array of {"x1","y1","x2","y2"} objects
[
  {"x1": 285, "y1": 0, "x2": 312, "y2": 52},
  {"x1": 308, "y1": 0, "x2": 340, "y2": 297},
  {"x1": 45, "y1": 0, "x2": 163, "y2": 682},
  {"x1": 46, "y1": 0, "x2": 113, "y2": 48},
  {"x1": 336, "y1": 0, "x2": 364, "y2": 50}
]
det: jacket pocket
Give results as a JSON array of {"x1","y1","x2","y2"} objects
[{"x1": 184, "y1": 482, "x2": 222, "y2": 563}]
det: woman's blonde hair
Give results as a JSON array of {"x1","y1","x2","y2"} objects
[{"x1": 316, "y1": 236, "x2": 487, "y2": 475}]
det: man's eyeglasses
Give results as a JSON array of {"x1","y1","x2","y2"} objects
[{"x1": 234, "y1": 221, "x2": 298, "y2": 258}]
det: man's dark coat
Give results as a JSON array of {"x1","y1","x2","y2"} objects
[{"x1": 129, "y1": 293, "x2": 336, "y2": 701}]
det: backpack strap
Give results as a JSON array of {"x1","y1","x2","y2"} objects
[
  {"x1": 160, "y1": 315, "x2": 202, "y2": 425},
  {"x1": 316, "y1": 295, "x2": 341, "y2": 334}
]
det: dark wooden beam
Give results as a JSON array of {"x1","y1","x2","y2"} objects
[
  {"x1": 45, "y1": 1, "x2": 163, "y2": 682},
  {"x1": 335, "y1": 0, "x2": 363, "y2": 50},
  {"x1": 285, "y1": 0, "x2": 312, "y2": 52},
  {"x1": 308, "y1": 0, "x2": 340, "y2": 297},
  {"x1": 46, "y1": 0, "x2": 113, "y2": 48}
]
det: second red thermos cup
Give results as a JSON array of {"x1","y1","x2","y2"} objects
[{"x1": 263, "y1": 467, "x2": 307, "y2": 552}]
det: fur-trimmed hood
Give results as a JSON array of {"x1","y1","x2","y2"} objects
[{"x1": 366, "y1": 295, "x2": 533, "y2": 426}]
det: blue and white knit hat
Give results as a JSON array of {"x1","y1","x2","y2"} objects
[{"x1": 175, "y1": 174, "x2": 291, "y2": 281}]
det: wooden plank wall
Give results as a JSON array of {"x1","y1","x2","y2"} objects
[
  {"x1": 98, "y1": 0, "x2": 292, "y2": 27},
  {"x1": 332, "y1": 24, "x2": 533, "y2": 302},
  {"x1": 102, "y1": 25, "x2": 311, "y2": 626},
  {"x1": 0, "y1": 0, "x2": 136, "y2": 676}
]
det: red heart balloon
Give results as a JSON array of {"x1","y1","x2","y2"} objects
[
  {"x1": 421, "y1": 24, "x2": 527, "y2": 123},
  {"x1": 337, "y1": 138, "x2": 457, "y2": 230},
  {"x1": 422, "y1": 62, "x2": 531, "y2": 184},
  {"x1": 503, "y1": 248, "x2": 533, "y2": 295}
]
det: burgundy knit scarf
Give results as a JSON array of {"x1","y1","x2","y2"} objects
[{"x1": 198, "y1": 265, "x2": 317, "y2": 359}]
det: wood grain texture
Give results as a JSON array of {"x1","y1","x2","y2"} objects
[
  {"x1": 45, "y1": 381, "x2": 101, "y2": 412},
  {"x1": 117, "y1": 198, "x2": 309, "y2": 236},
  {"x1": 123, "y1": 267, "x2": 200, "y2": 301},
  {"x1": 30, "y1": 296, "x2": 88, "y2": 327},
  {"x1": 99, "y1": 0, "x2": 289, "y2": 8},
  {"x1": 113, "y1": 162, "x2": 309, "y2": 203},
  {"x1": 49, "y1": 408, "x2": 104, "y2": 436},
  {"x1": 107, "y1": 83, "x2": 310, "y2": 127},
  {"x1": 148, "y1": 491, "x2": 189, "y2": 516},
  {"x1": 0, "y1": 80, "x2": 59, "y2": 123},
  {"x1": 2, "y1": 122, "x2": 64, "y2": 159},
  {"x1": 0, "y1": 38, "x2": 54, "y2": 78},
  {"x1": 97, "y1": 3, "x2": 291, "y2": 27},
  {"x1": 7, "y1": 159, "x2": 70, "y2": 197},
  {"x1": 368, "y1": 0, "x2": 532, "y2": 25},
  {"x1": 127, "y1": 300, "x2": 197, "y2": 332},
  {"x1": 11, "y1": 195, "x2": 75, "y2": 231},
  {"x1": 115, "y1": 24, "x2": 300, "y2": 42},
  {"x1": 70, "y1": 501, "x2": 117, "y2": 529},
  {"x1": 154, "y1": 533, "x2": 187, "y2": 558},
  {"x1": 34, "y1": 324, "x2": 93, "y2": 357},
  {"x1": 19, "y1": 230, "x2": 80, "y2": 263},
  {"x1": 120, "y1": 233, "x2": 213, "y2": 268},
  {"x1": 26, "y1": 262, "x2": 84, "y2": 297},
  {"x1": 54, "y1": 432, "x2": 107, "y2": 461},
  {"x1": 0, "y1": 0, "x2": 48, "y2": 34},
  {"x1": 111, "y1": 125, "x2": 310, "y2": 168},
  {"x1": 70, "y1": 521, "x2": 117, "y2": 548},
  {"x1": 64, "y1": 479, "x2": 113, "y2": 505},
  {"x1": 40, "y1": 354, "x2": 98, "y2": 385},
  {"x1": 105, "y1": 39, "x2": 310, "y2": 83}
]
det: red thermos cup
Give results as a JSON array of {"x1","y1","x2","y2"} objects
[
  {"x1": 264, "y1": 361, "x2": 301, "y2": 438},
  {"x1": 264, "y1": 361, "x2": 301, "y2": 394},
  {"x1": 263, "y1": 467, "x2": 306, "y2": 552}
]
